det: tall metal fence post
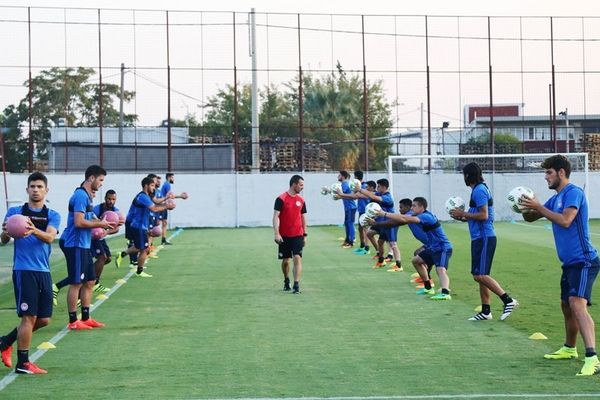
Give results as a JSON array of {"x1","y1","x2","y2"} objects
[
  {"x1": 297, "y1": 13, "x2": 304, "y2": 172},
  {"x1": 27, "y1": 7, "x2": 33, "y2": 172},
  {"x1": 98, "y1": 9, "x2": 104, "y2": 167},
  {"x1": 361, "y1": 15, "x2": 369, "y2": 173},
  {"x1": 166, "y1": 10, "x2": 173, "y2": 172}
]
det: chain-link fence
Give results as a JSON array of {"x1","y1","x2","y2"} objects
[{"x1": 1, "y1": 7, "x2": 600, "y2": 173}]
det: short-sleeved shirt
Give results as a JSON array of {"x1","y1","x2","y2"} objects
[
  {"x1": 161, "y1": 181, "x2": 172, "y2": 198},
  {"x1": 544, "y1": 183, "x2": 598, "y2": 266},
  {"x1": 414, "y1": 210, "x2": 452, "y2": 252},
  {"x1": 341, "y1": 181, "x2": 357, "y2": 211},
  {"x1": 4, "y1": 205, "x2": 60, "y2": 272},
  {"x1": 127, "y1": 192, "x2": 154, "y2": 230},
  {"x1": 374, "y1": 191, "x2": 395, "y2": 223},
  {"x1": 405, "y1": 211, "x2": 428, "y2": 245},
  {"x1": 467, "y1": 182, "x2": 495, "y2": 240},
  {"x1": 357, "y1": 182, "x2": 369, "y2": 214},
  {"x1": 61, "y1": 187, "x2": 94, "y2": 248},
  {"x1": 93, "y1": 203, "x2": 120, "y2": 219},
  {"x1": 274, "y1": 192, "x2": 306, "y2": 237}
]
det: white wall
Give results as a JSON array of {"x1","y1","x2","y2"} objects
[{"x1": 1, "y1": 171, "x2": 598, "y2": 231}]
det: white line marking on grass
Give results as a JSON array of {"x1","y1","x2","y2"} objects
[
  {"x1": 205, "y1": 395, "x2": 600, "y2": 400},
  {"x1": 0, "y1": 229, "x2": 183, "y2": 392}
]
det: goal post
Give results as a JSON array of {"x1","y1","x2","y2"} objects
[{"x1": 386, "y1": 152, "x2": 589, "y2": 221}]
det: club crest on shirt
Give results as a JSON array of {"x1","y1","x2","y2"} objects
[
  {"x1": 295, "y1": 201, "x2": 302, "y2": 207},
  {"x1": 20, "y1": 302, "x2": 29, "y2": 311}
]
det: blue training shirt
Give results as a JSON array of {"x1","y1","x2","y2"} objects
[
  {"x1": 374, "y1": 191, "x2": 395, "y2": 223},
  {"x1": 127, "y1": 192, "x2": 154, "y2": 230},
  {"x1": 341, "y1": 181, "x2": 357, "y2": 211},
  {"x1": 415, "y1": 210, "x2": 452, "y2": 252},
  {"x1": 160, "y1": 181, "x2": 172, "y2": 198},
  {"x1": 467, "y1": 183, "x2": 495, "y2": 240},
  {"x1": 357, "y1": 182, "x2": 369, "y2": 214},
  {"x1": 4, "y1": 206, "x2": 60, "y2": 272},
  {"x1": 61, "y1": 187, "x2": 95, "y2": 248},
  {"x1": 406, "y1": 210, "x2": 428, "y2": 245},
  {"x1": 544, "y1": 183, "x2": 598, "y2": 266}
]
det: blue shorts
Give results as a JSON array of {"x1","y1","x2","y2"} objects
[
  {"x1": 12, "y1": 270, "x2": 53, "y2": 318},
  {"x1": 126, "y1": 224, "x2": 149, "y2": 250},
  {"x1": 561, "y1": 257, "x2": 600, "y2": 303},
  {"x1": 420, "y1": 248, "x2": 452, "y2": 269},
  {"x1": 159, "y1": 210, "x2": 168, "y2": 220},
  {"x1": 61, "y1": 246, "x2": 95, "y2": 284},
  {"x1": 148, "y1": 215, "x2": 159, "y2": 229},
  {"x1": 379, "y1": 226, "x2": 398, "y2": 243},
  {"x1": 91, "y1": 239, "x2": 111, "y2": 259},
  {"x1": 471, "y1": 236, "x2": 496, "y2": 276}
]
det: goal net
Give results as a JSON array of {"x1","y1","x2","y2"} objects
[{"x1": 386, "y1": 153, "x2": 589, "y2": 222}]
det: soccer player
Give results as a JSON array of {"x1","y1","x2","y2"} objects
[
  {"x1": 337, "y1": 171, "x2": 357, "y2": 248},
  {"x1": 0, "y1": 172, "x2": 60, "y2": 374},
  {"x1": 521, "y1": 154, "x2": 600, "y2": 376},
  {"x1": 375, "y1": 197, "x2": 452, "y2": 300},
  {"x1": 124, "y1": 177, "x2": 174, "y2": 278},
  {"x1": 91, "y1": 189, "x2": 120, "y2": 293},
  {"x1": 61, "y1": 165, "x2": 114, "y2": 330},
  {"x1": 273, "y1": 175, "x2": 307, "y2": 294},
  {"x1": 449, "y1": 162, "x2": 518, "y2": 321},
  {"x1": 357, "y1": 178, "x2": 402, "y2": 271},
  {"x1": 159, "y1": 172, "x2": 187, "y2": 245},
  {"x1": 353, "y1": 170, "x2": 369, "y2": 254}
]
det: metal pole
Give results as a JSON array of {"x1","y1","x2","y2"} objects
[
  {"x1": 361, "y1": 15, "x2": 369, "y2": 173},
  {"x1": 0, "y1": 132, "x2": 9, "y2": 209},
  {"x1": 297, "y1": 14, "x2": 304, "y2": 172},
  {"x1": 166, "y1": 11, "x2": 172, "y2": 172},
  {"x1": 420, "y1": 102, "x2": 424, "y2": 171},
  {"x1": 27, "y1": 7, "x2": 33, "y2": 172},
  {"x1": 488, "y1": 17, "x2": 494, "y2": 156},
  {"x1": 425, "y1": 16, "x2": 432, "y2": 171},
  {"x1": 119, "y1": 62, "x2": 125, "y2": 144},
  {"x1": 565, "y1": 108, "x2": 570, "y2": 153},
  {"x1": 98, "y1": 9, "x2": 104, "y2": 167},
  {"x1": 233, "y1": 12, "x2": 239, "y2": 172},
  {"x1": 550, "y1": 17, "x2": 557, "y2": 152},
  {"x1": 549, "y1": 84, "x2": 553, "y2": 141},
  {"x1": 250, "y1": 8, "x2": 259, "y2": 173}
]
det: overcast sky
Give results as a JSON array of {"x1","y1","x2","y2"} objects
[{"x1": 1, "y1": 0, "x2": 599, "y2": 128}]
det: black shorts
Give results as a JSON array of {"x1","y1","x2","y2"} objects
[
  {"x1": 61, "y1": 246, "x2": 96, "y2": 284},
  {"x1": 278, "y1": 236, "x2": 304, "y2": 259},
  {"x1": 12, "y1": 270, "x2": 53, "y2": 318},
  {"x1": 91, "y1": 239, "x2": 111, "y2": 259}
]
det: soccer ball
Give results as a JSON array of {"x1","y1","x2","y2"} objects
[
  {"x1": 507, "y1": 186, "x2": 535, "y2": 214},
  {"x1": 349, "y1": 179, "x2": 361, "y2": 192},
  {"x1": 358, "y1": 213, "x2": 370, "y2": 227},
  {"x1": 445, "y1": 196, "x2": 466, "y2": 215},
  {"x1": 5, "y1": 214, "x2": 29, "y2": 238},
  {"x1": 91, "y1": 227, "x2": 106, "y2": 240},
  {"x1": 330, "y1": 183, "x2": 342, "y2": 200},
  {"x1": 365, "y1": 202, "x2": 382, "y2": 218},
  {"x1": 101, "y1": 211, "x2": 120, "y2": 225},
  {"x1": 320, "y1": 186, "x2": 331, "y2": 195},
  {"x1": 149, "y1": 225, "x2": 162, "y2": 237}
]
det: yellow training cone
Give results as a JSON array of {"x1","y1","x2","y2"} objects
[
  {"x1": 37, "y1": 342, "x2": 56, "y2": 349},
  {"x1": 529, "y1": 332, "x2": 548, "y2": 340},
  {"x1": 96, "y1": 294, "x2": 109, "y2": 300},
  {"x1": 474, "y1": 305, "x2": 482, "y2": 312},
  {"x1": 115, "y1": 279, "x2": 126, "y2": 284}
]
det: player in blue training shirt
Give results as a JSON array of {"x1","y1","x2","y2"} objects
[
  {"x1": 375, "y1": 197, "x2": 453, "y2": 300},
  {"x1": 450, "y1": 162, "x2": 518, "y2": 321},
  {"x1": 0, "y1": 172, "x2": 60, "y2": 374},
  {"x1": 336, "y1": 170, "x2": 357, "y2": 249},
  {"x1": 90, "y1": 189, "x2": 120, "y2": 293},
  {"x1": 61, "y1": 165, "x2": 114, "y2": 331},
  {"x1": 352, "y1": 170, "x2": 370, "y2": 254},
  {"x1": 522, "y1": 154, "x2": 600, "y2": 376},
  {"x1": 124, "y1": 176, "x2": 174, "y2": 278},
  {"x1": 358, "y1": 178, "x2": 402, "y2": 271},
  {"x1": 159, "y1": 172, "x2": 187, "y2": 245}
]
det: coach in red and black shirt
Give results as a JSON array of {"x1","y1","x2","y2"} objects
[{"x1": 273, "y1": 175, "x2": 307, "y2": 294}]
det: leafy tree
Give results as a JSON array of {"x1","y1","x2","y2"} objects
[{"x1": 0, "y1": 67, "x2": 136, "y2": 172}]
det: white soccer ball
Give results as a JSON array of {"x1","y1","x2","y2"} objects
[
  {"x1": 358, "y1": 213, "x2": 370, "y2": 227},
  {"x1": 365, "y1": 202, "x2": 382, "y2": 218},
  {"x1": 349, "y1": 179, "x2": 361, "y2": 192},
  {"x1": 320, "y1": 186, "x2": 331, "y2": 195},
  {"x1": 507, "y1": 186, "x2": 535, "y2": 214},
  {"x1": 330, "y1": 183, "x2": 342, "y2": 200},
  {"x1": 445, "y1": 196, "x2": 466, "y2": 215}
]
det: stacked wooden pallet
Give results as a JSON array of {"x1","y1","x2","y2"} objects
[{"x1": 583, "y1": 134, "x2": 600, "y2": 170}]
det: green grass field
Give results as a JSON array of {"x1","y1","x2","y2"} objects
[{"x1": 1, "y1": 222, "x2": 600, "y2": 399}]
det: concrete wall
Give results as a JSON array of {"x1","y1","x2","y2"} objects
[{"x1": 0, "y1": 171, "x2": 597, "y2": 232}]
